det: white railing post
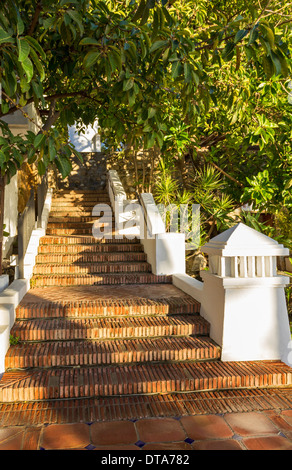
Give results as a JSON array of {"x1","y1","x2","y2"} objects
[{"x1": 199, "y1": 222, "x2": 291, "y2": 366}]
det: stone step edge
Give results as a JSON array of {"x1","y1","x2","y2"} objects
[
  {"x1": 1, "y1": 388, "x2": 292, "y2": 425},
  {"x1": 35, "y1": 253, "x2": 147, "y2": 262},
  {"x1": 39, "y1": 237, "x2": 140, "y2": 245},
  {"x1": 0, "y1": 361, "x2": 291, "y2": 402},
  {"x1": 16, "y1": 297, "x2": 200, "y2": 319},
  {"x1": 10, "y1": 315, "x2": 209, "y2": 341},
  {"x1": 5, "y1": 336, "x2": 221, "y2": 369},
  {"x1": 30, "y1": 273, "x2": 173, "y2": 287},
  {"x1": 37, "y1": 244, "x2": 144, "y2": 252},
  {"x1": 33, "y1": 265, "x2": 153, "y2": 275}
]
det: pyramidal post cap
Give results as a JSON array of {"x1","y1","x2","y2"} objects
[{"x1": 201, "y1": 223, "x2": 289, "y2": 257}]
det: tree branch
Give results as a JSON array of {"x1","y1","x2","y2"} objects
[{"x1": 27, "y1": 1, "x2": 42, "y2": 36}]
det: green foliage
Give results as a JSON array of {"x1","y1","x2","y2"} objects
[
  {"x1": 0, "y1": 0, "x2": 291, "y2": 183},
  {"x1": 9, "y1": 334, "x2": 20, "y2": 345},
  {"x1": 154, "y1": 161, "x2": 236, "y2": 244}
]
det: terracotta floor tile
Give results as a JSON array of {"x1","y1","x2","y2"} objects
[
  {"x1": 263, "y1": 410, "x2": 292, "y2": 433},
  {"x1": 135, "y1": 418, "x2": 186, "y2": 443},
  {"x1": 22, "y1": 426, "x2": 41, "y2": 450},
  {"x1": 224, "y1": 412, "x2": 278, "y2": 436},
  {"x1": 192, "y1": 439, "x2": 243, "y2": 450},
  {"x1": 90, "y1": 420, "x2": 137, "y2": 446},
  {"x1": 41, "y1": 423, "x2": 90, "y2": 449},
  {"x1": 93, "y1": 445, "x2": 141, "y2": 450},
  {"x1": 142, "y1": 442, "x2": 193, "y2": 451},
  {"x1": 282, "y1": 410, "x2": 292, "y2": 427},
  {"x1": 180, "y1": 415, "x2": 233, "y2": 440},
  {"x1": 0, "y1": 433, "x2": 24, "y2": 450},
  {"x1": 0, "y1": 427, "x2": 23, "y2": 444},
  {"x1": 243, "y1": 435, "x2": 292, "y2": 450}
]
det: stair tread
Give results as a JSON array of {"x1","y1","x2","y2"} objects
[
  {"x1": 10, "y1": 315, "x2": 209, "y2": 341},
  {"x1": 1, "y1": 361, "x2": 291, "y2": 402},
  {"x1": 5, "y1": 336, "x2": 220, "y2": 368}
]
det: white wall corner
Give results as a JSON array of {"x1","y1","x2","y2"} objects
[
  {"x1": 155, "y1": 233, "x2": 185, "y2": 275},
  {"x1": 0, "y1": 281, "x2": 30, "y2": 375},
  {"x1": 0, "y1": 275, "x2": 9, "y2": 294},
  {"x1": 172, "y1": 273, "x2": 204, "y2": 304}
]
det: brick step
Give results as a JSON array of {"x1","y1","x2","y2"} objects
[
  {"x1": 56, "y1": 190, "x2": 108, "y2": 194},
  {"x1": 48, "y1": 216, "x2": 115, "y2": 223},
  {"x1": 39, "y1": 236, "x2": 139, "y2": 245},
  {"x1": 49, "y1": 211, "x2": 111, "y2": 217},
  {"x1": 1, "y1": 361, "x2": 291, "y2": 402},
  {"x1": 1, "y1": 389, "x2": 292, "y2": 426},
  {"x1": 37, "y1": 243, "x2": 144, "y2": 254},
  {"x1": 47, "y1": 221, "x2": 114, "y2": 229},
  {"x1": 52, "y1": 194, "x2": 110, "y2": 199},
  {"x1": 5, "y1": 336, "x2": 220, "y2": 369},
  {"x1": 10, "y1": 315, "x2": 209, "y2": 341},
  {"x1": 35, "y1": 252, "x2": 148, "y2": 264},
  {"x1": 49, "y1": 205, "x2": 111, "y2": 213},
  {"x1": 30, "y1": 273, "x2": 172, "y2": 287},
  {"x1": 16, "y1": 296, "x2": 200, "y2": 319},
  {"x1": 51, "y1": 201, "x2": 109, "y2": 208},
  {"x1": 52, "y1": 191, "x2": 109, "y2": 197},
  {"x1": 45, "y1": 228, "x2": 122, "y2": 235},
  {"x1": 33, "y1": 261, "x2": 152, "y2": 275}
]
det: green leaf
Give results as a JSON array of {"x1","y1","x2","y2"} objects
[
  {"x1": 259, "y1": 23, "x2": 275, "y2": 51},
  {"x1": 234, "y1": 29, "x2": 248, "y2": 44},
  {"x1": 29, "y1": 47, "x2": 45, "y2": 81},
  {"x1": 83, "y1": 50, "x2": 100, "y2": 68},
  {"x1": 123, "y1": 78, "x2": 134, "y2": 91},
  {"x1": 184, "y1": 62, "x2": 192, "y2": 83},
  {"x1": 149, "y1": 40, "x2": 168, "y2": 54},
  {"x1": 66, "y1": 9, "x2": 84, "y2": 35},
  {"x1": 270, "y1": 51, "x2": 282, "y2": 76},
  {"x1": 48, "y1": 138, "x2": 57, "y2": 161},
  {"x1": 25, "y1": 36, "x2": 46, "y2": 60},
  {"x1": 0, "y1": 150, "x2": 6, "y2": 168},
  {"x1": 55, "y1": 154, "x2": 72, "y2": 178},
  {"x1": 17, "y1": 38, "x2": 30, "y2": 62},
  {"x1": 43, "y1": 17, "x2": 55, "y2": 29},
  {"x1": 132, "y1": 0, "x2": 146, "y2": 22},
  {"x1": 17, "y1": 16, "x2": 25, "y2": 35},
  {"x1": 37, "y1": 160, "x2": 46, "y2": 175},
  {"x1": 222, "y1": 42, "x2": 235, "y2": 62},
  {"x1": 148, "y1": 107, "x2": 156, "y2": 118},
  {"x1": 34, "y1": 133, "x2": 46, "y2": 149},
  {"x1": 0, "y1": 27, "x2": 14, "y2": 44},
  {"x1": 171, "y1": 60, "x2": 182, "y2": 79},
  {"x1": 248, "y1": 26, "x2": 258, "y2": 46},
  {"x1": 21, "y1": 57, "x2": 34, "y2": 82},
  {"x1": 79, "y1": 37, "x2": 99, "y2": 46}
]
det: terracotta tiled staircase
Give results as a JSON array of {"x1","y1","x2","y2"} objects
[{"x1": 1, "y1": 189, "x2": 292, "y2": 413}]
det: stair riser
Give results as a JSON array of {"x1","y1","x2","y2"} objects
[
  {"x1": 1, "y1": 363, "x2": 291, "y2": 402},
  {"x1": 31, "y1": 274, "x2": 172, "y2": 287},
  {"x1": 50, "y1": 202, "x2": 110, "y2": 209},
  {"x1": 39, "y1": 236, "x2": 138, "y2": 245},
  {"x1": 37, "y1": 244, "x2": 143, "y2": 254},
  {"x1": 35, "y1": 253, "x2": 147, "y2": 264},
  {"x1": 16, "y1": 299, "x2": 200, "y2": 319},
  {"x1": 47, "y1": 221, "x2": 114, "y2": 229},
  {"x1": 48, "y1": 217, "x2": 114, "y2": 223},
  {"x1": 5, "y1": 339, "x2": 220, "y2": 369},
  {"x1": 46, "y1": 229, "x2": 119, "y2": 235},
  {"x1": 33, "y1": 263, "x2": 152, "y2": 275},
  {"x1": 11, "y1": 320, "x2": 209, "y2": 342}
]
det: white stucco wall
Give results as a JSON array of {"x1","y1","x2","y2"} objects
[{"x1": 68, "y1": 120, "x2": 101, "y2": 152}]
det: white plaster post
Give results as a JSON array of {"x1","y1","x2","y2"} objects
[{"x1": 200, "y1": 223, "x2": 291, "y2": 366}]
